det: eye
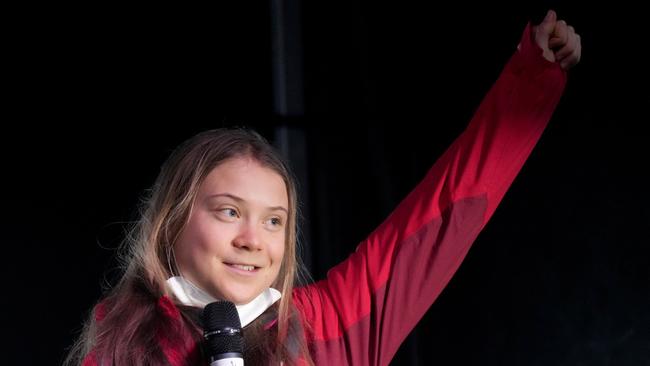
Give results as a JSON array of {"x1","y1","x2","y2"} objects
[
  {"x1": 217, "y1": 207, "x2": 239, "y2": 221},
  {"x1": 264, "y1": 216, "x2": 284, "y2": 230}
]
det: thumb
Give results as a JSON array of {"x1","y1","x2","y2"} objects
[{"x1": 535, "y1": 10, "x2": 557, "y2": 46}]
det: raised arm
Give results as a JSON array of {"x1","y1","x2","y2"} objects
[{"x1": 294, "y1": 11, "x2": 580, "y2": 366}]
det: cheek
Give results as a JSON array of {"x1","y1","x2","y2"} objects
[
  {"x1": 269, "y1": 238, "x2": 286, "y2": 267},
  {"x1": 275, "y1": 245, "x2": 286, "y2": 264},
  {"x1": 174, "y1": 232, "x2": 204, "y2": 273},
  {"x1": 272, "y1": 231, "x2": 286, "y2": 256},
  {"x1": 176, "y1": 218, "x2": 226, "y2": 267}
]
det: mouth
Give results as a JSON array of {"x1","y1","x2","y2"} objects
[{"x1": 224, "y1": 262, "x2": 260, "y2": 272}]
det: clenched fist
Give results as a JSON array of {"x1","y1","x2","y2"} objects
[{"x1": 534, "y1": 10, "x2": 582, "y2": 70}]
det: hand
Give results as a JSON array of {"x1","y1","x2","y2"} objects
[{"x1": 534, "y1": 10, "x2": 582, "y2": 70}]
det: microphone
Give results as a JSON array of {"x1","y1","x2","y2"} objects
[{"x1": 202, "y1": 301, "x2": 244, "y2": 366}]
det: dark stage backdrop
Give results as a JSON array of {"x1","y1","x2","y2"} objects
[{"x1": 4, "y1": 2, "x2": 648, "y2": 365}]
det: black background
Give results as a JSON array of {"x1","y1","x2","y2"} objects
[{"x1": 4, "y1": 1, "x2": 649, "y2": 365}]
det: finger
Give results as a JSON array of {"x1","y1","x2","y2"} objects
[
  {"x1": 574, "y1": 34, "x2": 582, "y2": 64},
  {"x1": 555, "y1": 28, "x2": 577, "y2": 60},
  {"x1": 549, "y1": 24, "x2": 572, "y2": 48},
  {"x1": 560, "y1": 53, "x2": 579, "y2": 70},
  {"x1": 560, "y1": 42, "x2": 581, "y2": 70},
  {"x1": 551, "y1": 20, "x2": 569, "y2": 49},
  {"x1": 549, "y1": 37, "x2": 563, "y2": 49}
]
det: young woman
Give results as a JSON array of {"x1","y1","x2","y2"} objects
[{"x1": 66, "y1": 10, "x2": 581, "y2": 365}]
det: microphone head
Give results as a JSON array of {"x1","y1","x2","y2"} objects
[
  {"x1": 202, "y1": 300, "x2": 244, "y2": 356},
  {"x1": 203, "y1": 300, "x2": 241, "y2": 330}
]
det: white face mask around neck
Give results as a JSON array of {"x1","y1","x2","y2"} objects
[{"x1": 165, "y1": 276, "x2": 281, "y2": 327}]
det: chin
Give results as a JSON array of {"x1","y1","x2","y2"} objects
[
  {"x1": 222, "y1": 290, "x2": 260, "y2": 305},
  {"x1": 229, "y1": 295, "x2": 256, "y2": 305}
]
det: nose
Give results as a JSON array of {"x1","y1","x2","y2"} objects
[{"x1": 232, "y1": 221, "x2": 263, "y2": 251}]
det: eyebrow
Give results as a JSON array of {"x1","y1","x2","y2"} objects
[{"x1": 207, "y1": 193, "x2": 289, "y2": 214}]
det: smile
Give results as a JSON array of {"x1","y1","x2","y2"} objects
[{"x1": 224, "y1": 262, "x2": 260, "y2": 273}]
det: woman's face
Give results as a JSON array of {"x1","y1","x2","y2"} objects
[{"x1": 174, "y1": 157, "x2": 288, "y2": 305}]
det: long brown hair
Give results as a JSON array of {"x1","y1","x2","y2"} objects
[{"x1": 65, "y1": 128, "x2": 312, "y2": 365}]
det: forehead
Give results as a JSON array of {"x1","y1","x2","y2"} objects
[{"x1": 199, "y1": 157, "x2": 288, "y2": 207}]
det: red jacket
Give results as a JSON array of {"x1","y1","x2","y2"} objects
[{"x1": 83, "y1": 23, "x2": 566, "y2": 366}]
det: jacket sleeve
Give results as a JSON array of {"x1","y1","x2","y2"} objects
[{"x1": 293, "y1": 23, "x2": 567, "y2": 366}]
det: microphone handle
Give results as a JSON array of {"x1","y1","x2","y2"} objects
[{"x1": 210, "y1": 353, "x2": 244, "y2": 366}]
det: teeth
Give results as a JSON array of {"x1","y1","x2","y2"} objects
[{"x1": 232, "y1": 264, "x2": 255, "y2": 271}]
